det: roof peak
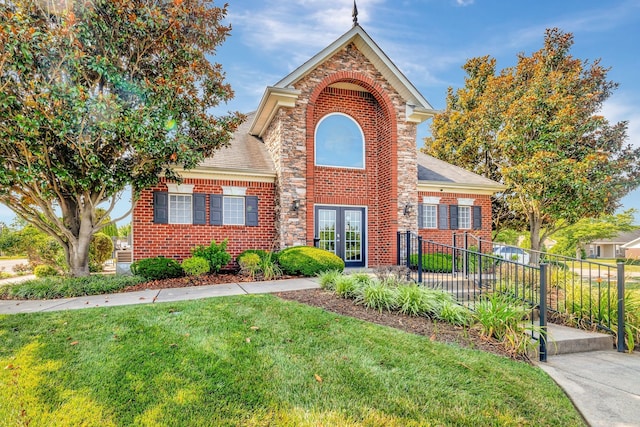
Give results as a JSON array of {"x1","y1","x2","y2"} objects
[{"x1": 352, "y1": 1, "x2": 359, "y2": 27}]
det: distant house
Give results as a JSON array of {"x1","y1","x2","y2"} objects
[
  {"x1": 131, "y1": 23, "x2": 504, "y2": 267},
  {"x1": 588, "y1": 230, "x2": 640, "y2": 259}
]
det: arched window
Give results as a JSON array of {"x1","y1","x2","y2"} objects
[{"x1": 314, "y1": 113, "x2": 365, "y2": 169}]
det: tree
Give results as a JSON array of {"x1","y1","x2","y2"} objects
[
  {"x1": 549, "y1": 209, "x2": 638, "y2": 258},
  {"x1": 424, "y1": 28, "x2": 640, "y2": 257},
  {"x1": 0, "y1": 0, "x2": 242, "y2": 276}
]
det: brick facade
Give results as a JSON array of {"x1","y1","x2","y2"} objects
[
  {"x1": 132, "y1": 31, "x2": 498, "y2": 266},
  {"x1": 133, "y1": 178, "x2": 276, "y2": 261}
]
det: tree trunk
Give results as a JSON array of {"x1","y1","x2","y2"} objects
[
  {"x1": 530, "y1": 214, "x2": 542, "y2": 265},
  {"x1": 62, "y1": 202, "x2": 96, "y2": 277}
]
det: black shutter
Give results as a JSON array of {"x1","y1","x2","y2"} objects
[
  {"x1": 438, "y1": 204, "x2": 448, "y2": 230},
  {"x1": 193, "y1": 194, "x2": 206, "y2": 225},
  {"x1": 245, "y1": 196, "x2": 259, "y2": 226},
  {"x1": 473, "y1": 206, "x2": 482, "y2": 230},
  {"x1": 153, "y1": 191, "x2": 168, "y2": 224},
  {"x1": 417, "y1": 203, "x2": 424, "y2": 229},
  {"x1": 449, "y1": 205, "x2": 459, "y2": 230},
  {"x1": 210, "y1": 195, "x2": 223, "y2": 225}
]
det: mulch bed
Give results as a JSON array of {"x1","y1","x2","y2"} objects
[{"x1": 123, "y1": 273, "x2": 523, "y2": 362}]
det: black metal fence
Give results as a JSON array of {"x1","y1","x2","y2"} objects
[{"x1": 397, "y1": 231, "x2": 627, "y2": 359}]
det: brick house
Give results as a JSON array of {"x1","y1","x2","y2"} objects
[{"x1": 132, "y1": 24, "x2": 503, "y2": 268}]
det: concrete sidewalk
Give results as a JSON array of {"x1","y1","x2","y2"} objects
[
  {"x1": 0, "y1": 277, "x2": 320, "y2": 315},
  {"x1": 538, "y1": 351, "x2": 640, "y2": 427}
]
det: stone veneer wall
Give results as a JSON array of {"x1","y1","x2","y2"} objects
[{"x1": 132, "y1": 178, "x2": 277, "y2": 261}]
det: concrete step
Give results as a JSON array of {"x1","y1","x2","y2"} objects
[{"x1": 528, "y1": 323, "x2": 613, "y2": 358}]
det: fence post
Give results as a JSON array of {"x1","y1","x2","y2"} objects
[
  {"x1": 617, "y1": 262, "x2": 626, "y2": 353},
  {"x1": 405, "y1": 231, "x2": 411, "y2": 271},
  {"x1": 396, "y1": 231, "x2": 401, "y2": 265},
  {"x1": 539, "y1": 263, "x2": 548, "y2": 362},
  {"x1": 417, "y1": 235, "x2": 423, "y2": 284},
  {"x1": 464, "y1": 232, "x2": 469, "y2": 277}
]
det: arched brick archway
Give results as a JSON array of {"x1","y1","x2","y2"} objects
[{"x1": 305, "y1": 72, "x2": 400, "y2": 266}]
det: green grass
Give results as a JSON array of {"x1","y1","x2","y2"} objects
[
  {"x1": 593, "y1": 259, "x2": 640, "y2": 273},
  {"x1": 0, "y1": 295, "x2": 585, "y2": 426}
]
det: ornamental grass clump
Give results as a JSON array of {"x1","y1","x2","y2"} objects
[
  {"x1": 317, "y1": 269, "x2": 342, "y2": 291},
  {"x1": 438, "y1": 299, "x2": 472, "y2": 326},
  {"x1": 356, "y1": 281, "x2": 396, "y2": 313},
  {"x1": 334, "y1": 275, "x2": 359, "y2": 299},
  {"x1": 395, "y1": 284, "x2": 427, "y2": 317}
]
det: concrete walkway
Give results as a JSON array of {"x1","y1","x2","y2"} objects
[
  {"x1": 0, "y1": 277, "x2": 320, "y2": 314},
  {"x1": 1, "y1": 277, "x2": 640, "y2": 426}
]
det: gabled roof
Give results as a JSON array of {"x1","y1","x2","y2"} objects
[
  {"x1": 622, "y1": 236, "x2": 640, "y2": 249},
  {"x1": 250, "y1": 25, "x2": 438, "y2": 137},
  {"x1": 195, "y1": 112, "x2": 276, "y2": 178},
  {"x1": 416, "y1": 152, "x2": 505, "y2": 195},
  {"x1": 592, "y1": 229, "x2": 640, "y2": 246}
]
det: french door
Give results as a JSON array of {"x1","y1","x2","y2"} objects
[{"x1": 314, "y1": 206, "x2": 366, "y2": 268}]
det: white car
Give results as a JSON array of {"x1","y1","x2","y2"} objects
[{"x1": 493, "y1": 246, "x2": 531, "y2": 265}]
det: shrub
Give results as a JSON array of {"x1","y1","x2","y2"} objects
[
  {"x1": 317, "y1": 270, "x2": 342, "y2": 290},
  {"x1": 438, "y1": 299, "x2": 472, "y2": 326},
  {"x1": 34, "y1": 264, "x2": 59, "y2": 278},
  {"x1": 237, "y1": 249, "x2": 269, "y2": 263},
  {"x1": 334, "y1": 275, "x2": 359, "y2": 298},
  {"x1": 356, "y1": 281, "x2": 396, "y2": 312},
  {"x1": 474, "y1": 293, "x2": 529, "y2": 341},
  {"x1": 89, "y1": 232, "x2": 114, "y2": 269},
  {"x1": 238, "y1": 253, "x2": 261, "y2": 278},
  {"x1": 259, "y1": 252, "x2": 282, "y2": 280},
  {"x1": 277, "y1": 246, "x2": 344, "y2": 277},
  {"x1": 396, "y1": 284, "x2": 428, "y2": 317},
  {"x1": 191, "y1": 239, "x2": 231, "y2": 273},
  {"x1": 0, "y1": 275, "x2": 146, "y2": 300},
  {"x1": 409, "y1": 252, "x2": 453, "y2": 273},
  {"x1": 130, "y1": 257, "x2": 184, "y2": 280},
  {"x1": 181, "y1": 257, "x2": 210, "y2": 276}
]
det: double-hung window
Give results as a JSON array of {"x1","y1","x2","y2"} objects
[
  {"x1": 169, "y1": 194, "x2": 192, "y2": 224},
  {"x1": 223, "y1": 196, "x2": 245, "y2": 226},
  {"x1": 458, "y1": 205, "x2": 471, "y2": 229},
  {"x1": 422, "y1": 205, "x2": 437, "y2": 229}
]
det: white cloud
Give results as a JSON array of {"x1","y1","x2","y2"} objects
[
  {"x1": 601, "y1": 95, "x2": 640, "y2": 149},
  {"x1": 455, "y1": 0, "x2": 475, "y2": 6}
]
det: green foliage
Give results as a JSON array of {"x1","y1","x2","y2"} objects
[
  {"x1": 181, "y1": 257, "x2": 210, "y2": 277},
  {"x1": 130, "y1": 257, "x2": 183, "y2": 280},
  {"x1": 550, "y1": 210, "x2": 638, "y2": 257},
  {"x1": 438, "y1": 299, "x2": 472, "y2": 326},
  {"x1": 317, "y1": 270, "x2": 342, "y2": 291},
  {"x1": 237, "y1": 249, "x2": 269, "y2": 262},
  {"x1": 277, "y1": 246, "x2": 345, "y2": 277},
  {"x1": 424, "y1": 28, "x2": 640, "y2": 252},
  {"x1": 33, "y1": 265, "x2": 59, "y2": 278},
  {"x1": 89, "y1": 232, "x2": 114, "y2": 271},
  {"x1": 238, "y1": 253, "x2": 261, "y2": 279},
  {"x1": 409, "y1": 252, "x2": 453, "y2": 272},
  {"x1": 0, "y1": 275, "x2": 146, "y2": 300},
  {"x1": 118, "y1": 224, "x2": 131, "y2": 237},
  {"x1": 334, "y1": 276, "x2": 360, "y2": 299},
  {"x1": 356, "y1": 282, "x2": 396, "y2": 312},
  {"x1": 494, "y1": 229, "x2": 522, "y2": 246},
  {"x1": 259, "y1": 252, "x2": 282, "y2": 280},
  {"x1": 191, "y1": 239, "x2": 231, "y2": 273},
  {"x1": 395, "y1": 285, "x2": 428, "y2": 316},
  {"x1": 0, "y1": 0, "x2": 242, "y2": 277}
]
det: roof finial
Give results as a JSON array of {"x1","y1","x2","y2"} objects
[{"x1": 352, "y1": 0, "x2": 359, "y2": 27}]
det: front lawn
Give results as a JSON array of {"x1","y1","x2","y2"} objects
[{"x1": 0, "y1": 295, "x2": 584, "y2": 426}]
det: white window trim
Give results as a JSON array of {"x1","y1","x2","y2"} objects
[
  {"x1": 423, "y1": 196, "x2": 441, "y2": 204},
  {"x1": 423, "y1": 204, "x2": 438, "y2": 229},
  {"x1": 457, "y1": 198, "x2": 475, "y2": 206},
  {"x1": 458, "y1": 205, "x2": 471, "y2": 230},
  {"x1": 314, "y1": 112, "x2": 366, "y2": 170},
  {"x1": 222, "y1": 186, "x2": 247, "y2": 196},
  {"x1": 166, "y1": 183, "x2": 194, "y2": 194}
]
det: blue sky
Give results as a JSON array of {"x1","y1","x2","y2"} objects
[{"x1": 1, "y1": 0, "x2": 639, "y2": 226}]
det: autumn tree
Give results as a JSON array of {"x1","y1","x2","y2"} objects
[
  {"x1": 0, "y1": 0, "x2": 242, "y2": 276},
  {"x1": 424, "y1": 28, "x2": 640, "y2": 256}
]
